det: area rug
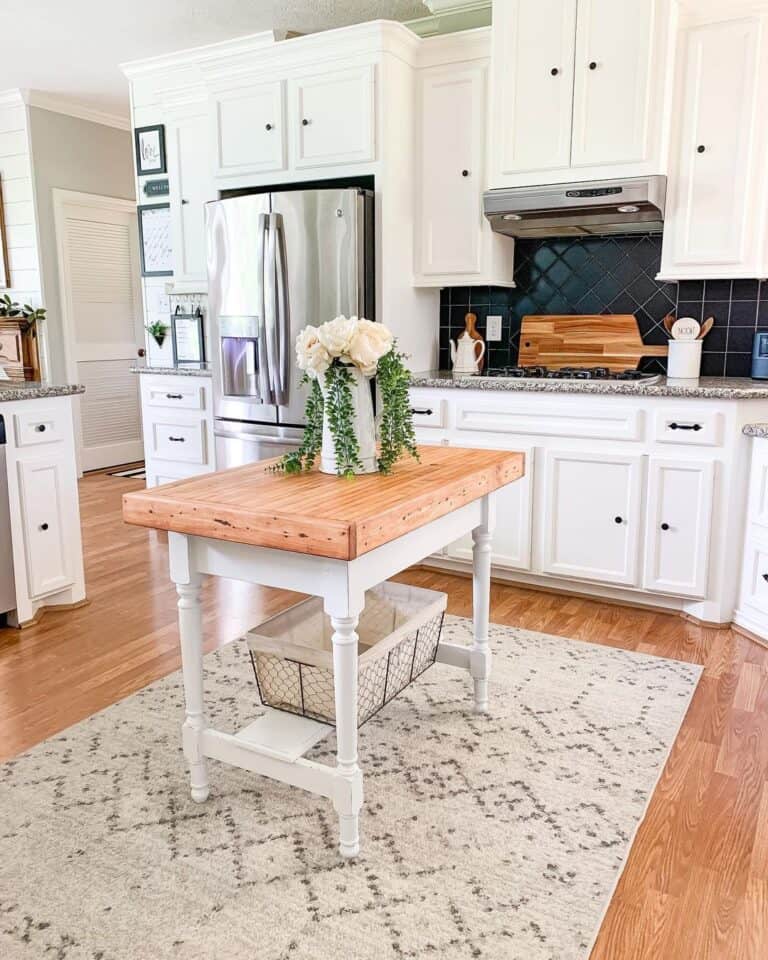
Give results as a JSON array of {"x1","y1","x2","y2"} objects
[{"x1": 0, "y1": 617, "x2": 701, "y2": 960}]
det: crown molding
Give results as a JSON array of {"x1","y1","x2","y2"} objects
[
  {"x1": 415, "y1": 25, "x2": 490, "y2": 67},
  {"x1": 7, "y1": 89, "x2": 130, "y2": 130},
  {"x1": 406, "y1": 1, "x2": 491, "y2": 37},
  {"x1": 120, "y1": 30, "x2": 287, "y2": 79}
]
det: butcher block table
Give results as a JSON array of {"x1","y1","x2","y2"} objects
[{"x1": 123, "y1": 444, "x2": 524, "y2": 857}]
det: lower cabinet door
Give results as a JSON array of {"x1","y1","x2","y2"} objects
[
  {"x1": 540, "y1": 449, "x2": 643, "y2": 586},
  {"x1": 642, "y1": 457, "x2": 714, "y2": 598},
  {"x1": 17, "y1": 456, "x2": 74, "y2": 598},
  {"x1": 444, "y1": 441, "x2": 534, "y2": 571}
]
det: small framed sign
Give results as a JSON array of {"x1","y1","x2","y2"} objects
[
  {"x1": 134, "y1": 124, "x2": 166, "y2": 176},
  {"x1": 171, "y1": 306, "x2": 205, "y2": 364},
  {"x1": 138, "y1": 203, "x2": 173, "y2": 277},
  {"x1": 143, "y1": 178, "x2": 169, "y2": 198}
]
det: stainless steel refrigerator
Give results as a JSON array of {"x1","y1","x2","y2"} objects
[{"x1": 206, "y1": 187, "x2": 375, "y2": 468}]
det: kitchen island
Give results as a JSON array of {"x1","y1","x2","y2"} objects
[{"x1": 122, "y1": 445, "x2": 524, "y2": 857}]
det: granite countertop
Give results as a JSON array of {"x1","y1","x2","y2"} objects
[
  {"x1": 410, "y1": 371, "x2": 768, "y2": 400},
  {"x1": 0, "y1": 382, "x2": 85, "y2": 402},
  {"x1": 743, "y1": 423, "x2": 768, "y2": 437},
  {"x1": 130, "y1": 364, "x2": 212, "y2": 378}
]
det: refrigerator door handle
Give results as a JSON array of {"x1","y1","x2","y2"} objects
[
  {"x1": 263, "y1": 213, "x2": 280, "y2": 404},
  {"x1": 274, "y1": 214, "x2": 290, "y2": 405},
  {"x1": 255, "y1": 212, "x2": 273, "y2": 404}
]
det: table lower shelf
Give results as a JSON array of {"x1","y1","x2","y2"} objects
[{"x1": 234, "y1": 708, "x2": 333, "y2": 762}]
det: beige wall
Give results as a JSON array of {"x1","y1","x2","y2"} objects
[{"x1": 27, "y1": 106, "x2": 134, "y2": 383}]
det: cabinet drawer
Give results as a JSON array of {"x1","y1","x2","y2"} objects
[
  {"x1": 13, "y1": 407, "x2": 66, "y2": 446},
  {"x1": 654, "y1": 409, "x2": 723, "y2": 447},
  {"x1": 150, "y1": 420, "x2": 208, "y2": 465},
  {"x1": 143, "y1": 380, "x2": 208, "y2": 411},
  {"x1": 410, "y1": 397, "x2": 446, "y2": 428},
  {"x1": 17, "y1": 456, "x2": 73, "y2": 599},
  {"x1": 741, "y1": 537, "x2": 768, "y2": 617},
  {"x1": 456, "y1": 396, "x2": 643, "y2": 441}
]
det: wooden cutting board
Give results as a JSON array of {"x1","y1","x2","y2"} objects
[{"x1": 518, "y1": 315, "x2": 668, "y2": 371}]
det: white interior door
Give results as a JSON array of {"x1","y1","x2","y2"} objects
[{"x1": 54, "y1": 190, "x2": 145, "y2": 471}]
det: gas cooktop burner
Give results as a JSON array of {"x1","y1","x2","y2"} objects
[{"x1": 484, "y1": 365, "x2": 660, "y2": 383}]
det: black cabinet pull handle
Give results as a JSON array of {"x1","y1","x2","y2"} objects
[
  {"x1": 550, "y1": 67, "x2": 559, "y2": 76},
  {"x1": 669, "y1": 422, "x2": 702, "y2": 431},
  {"x1": 661, "y1": 522, "x2": 670, "y2": 531},
  {"x1": 614, "y1": 516, "x2": 623, "y2": 524},
  {"x1": 589, "y1": 61, "x2": 598, "y2": 70},
  {"x1": 411, "y1": 407, "x2": 434, "y2": 416},
  {"x1": 35, "y1": 424, "x2": 46, "y2": 433},
  {"x1": 265, "y1": 123, "x2": 273, "y2": 131},
  {"x1": 168, "y1": 436, "x2": 186, "y2": 442},
  {"x1": 39, "y1": 523, "x2": 49, "y2": 531},
  {"x1": 302, "y1": 118, "x2": 310, "y2": 126},
  {"x1": 166, "y1": 393, "x2": 183, "y2": 400}
]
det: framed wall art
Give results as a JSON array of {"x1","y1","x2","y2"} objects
[
  {"x1": 134, "y1": 124, "x2": 167, "y2": 176},
  {"x1": 137, "y1": 203, "x2": 173, "y2": 277}
]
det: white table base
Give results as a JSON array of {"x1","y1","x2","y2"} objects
[{"x1": 169, "y1": 494, "x2": 495, "y2": 858}]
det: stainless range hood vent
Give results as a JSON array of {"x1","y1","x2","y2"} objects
[{"x1": 483, "y1": 176, "x2": 666, "y2": 239}]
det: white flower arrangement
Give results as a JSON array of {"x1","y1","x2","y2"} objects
[{"x1": 296, "y1": 315, "x2": 394, "y2": 379}]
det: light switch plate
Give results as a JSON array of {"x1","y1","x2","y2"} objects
[{"x1": 486, "y1": 315, "x2": 502, "y2": 341}]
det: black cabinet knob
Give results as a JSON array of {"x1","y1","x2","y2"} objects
[
  {"x1": 551, "y1": 67, "x2": 559, "y2": 76},
  {"x1": 614, "y1": 516, "x2": 623, "y2": 524},
  {"x1": 589, "y1": 61, "x2": 598, "y2": 70},
  {"x1": 39, "y1": 522, "x2": 49, "y2": 531},
  {"x1": 35, "y1": 423, "x2": 46, "y2": 433},
  {"x1": 697, "y1": 145, "x2": 706, "y2": 153},
  {"x1": 763, "y1": 574, "x2": 768, "y2": 583},
  {"x1": 461, "y1": 169, "x2": 469, "y2": 177},
  {"x1": 302, "y1": 118, "x2": 310, "y2": 126},
  {"x1": 265, "y1": 123, "x2": 273, "y2": 131},
  {"x1": 661, "y1": 522, "x2": 670, "y2": 531}
]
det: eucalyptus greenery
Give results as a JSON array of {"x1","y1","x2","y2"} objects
[{"x1": 274, "y1": 347, "x2": 419, "y2": 478}]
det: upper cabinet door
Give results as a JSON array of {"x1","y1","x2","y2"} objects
[
  {"x1": 292, "y1": 66, "x2": 375, "y2": 169},
  {"x1": 417, "y1": 62, "x2": 486, "y2": 277},
  {"x1": 167, "y1": 110, "x2": 215, "y2": 285},
  {"x1": 493, "y1": 0, "x2": 577, "y2": 176},
  {"x1": 212, "y1": 81, "x2": 286, "y2": 179},
  {"x1": 661, "y1": 18, "x2": 761, "y2": 273},
  {"x1": 571, "y1": 0, "x2": 655, "y2": 167}
]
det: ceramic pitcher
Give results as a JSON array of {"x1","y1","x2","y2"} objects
[{"x1": 450, "y1": 330, "x2": 486, "y2": 375}]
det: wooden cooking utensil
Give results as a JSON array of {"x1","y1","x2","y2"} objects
[
  {"x1": 698, "y1": 316, "x2": 714, "y2": 339},
  {"x1": 518, "y1": 315, "x2": 668, "y2": 372},
  {"x1": 464, "y1": 311, "x2": 485, "y2": 372},
  {"x1": 663, "y1": 313, "x2": 676, "y2": 336}
]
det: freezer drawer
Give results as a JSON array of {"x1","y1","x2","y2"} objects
[{"x1": 215, "y1": 422, "x2": 303, "y2": 469}]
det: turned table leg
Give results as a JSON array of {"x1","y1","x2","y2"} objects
[
  {"x1": 328, "y1": 608, "x2": 364, "y2": 858},
  {"x1": 471, "y1": 495, "x2": 494, "y2": 714},
  {"x1": 176, "y1": 572, "x2": 209, "y2": 803}
]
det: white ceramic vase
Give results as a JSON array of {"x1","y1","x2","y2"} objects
[{"x1": 320, "y1": 365, "x2": 377, "y2": 475}]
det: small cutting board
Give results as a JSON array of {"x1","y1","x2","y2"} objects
[{"x1": 518, "y1": 314, "x2": 668, "y2": 372}]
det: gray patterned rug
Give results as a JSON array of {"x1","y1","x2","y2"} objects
[{"x1": 0, "y1": 617, "x2": 701, "y2": 960}]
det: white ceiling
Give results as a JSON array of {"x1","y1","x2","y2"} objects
[{"x1": 2, "y1": 0, "x2": 427, "y2": 122}]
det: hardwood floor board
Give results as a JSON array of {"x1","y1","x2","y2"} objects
[{"x1": 2, "y1": 473, "x2": 768, "y2": 958}]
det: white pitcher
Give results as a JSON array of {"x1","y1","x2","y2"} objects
[{"x1": 450, "y1": 330, "x2": 486, "y2": 375}]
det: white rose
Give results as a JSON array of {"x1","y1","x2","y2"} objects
[
  {"x1": 347, "y1": 319, "x2": 394, "y2": 376},
  {"x1": 316, "y1": 315, "x2": 358, "y2": 359},
  {"x1": 295, "y1": 325, "x2": 331, "y2": 379}
]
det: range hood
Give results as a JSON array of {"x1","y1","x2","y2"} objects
[{"x1": 483, "y1": 176, "x2": 666, "y2": 239}]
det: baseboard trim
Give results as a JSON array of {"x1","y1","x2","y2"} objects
[{"x1": 16, "y1": 598, "x2": 90, "y2": 629}]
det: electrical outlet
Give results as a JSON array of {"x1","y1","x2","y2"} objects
[{"x1": 486, "y1": 315, "x2": 503, "y2": 341}]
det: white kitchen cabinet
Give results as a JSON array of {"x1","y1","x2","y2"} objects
[
  {"x1": 571, "y1": 0, "x2": 655, "y2": 167},
  {"x1": 167, "y1": 108, "x2": 216, "y2": 286},
  {"x1": 445, "y1": 441, "x2": 535, "y2": 571},
  {"x1": 16, "y1": 455, "x2": 73, "y2": 599},
  {"x1": 660, "y1": 16, "x2": 765, "y2": 279},
  {"x1": 413, "y1": 60, "x2": 515, "y2": 286},
  {"x1": 292, "y1": 66, "x2": 375, "y2": 169},
  {"x1": 493, "y1": 0, "x2": 577, "y2": 176},
  {"x1": 490, "y1": 0, "x2": 671, "y2": 187},
  {"x1": 211, "y1": 81, "x2": 286, "y2": 179},
  {"x1": 540, "y1": 450, "x2": 643, "y2": 586},
  {"x1": 642, "y1": 458, "x2": 714, "y2": 598}
]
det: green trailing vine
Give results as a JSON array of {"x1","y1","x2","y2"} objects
[
  {"x1": 377, "y1": 348, "x2": 419, "y2": 474},
  {"x1": 273, "y1": 345, "x2": 419, "y2": 478}
]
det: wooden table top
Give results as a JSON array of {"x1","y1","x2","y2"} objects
[{"x1": 122, "y1": 445, "x2": 524, "y2": 561}]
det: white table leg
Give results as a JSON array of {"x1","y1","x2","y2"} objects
[
  {"x1": 327, "y1": 603, "x2": 364, "y2": 859},
  {"x1": 471, "y1": 494, "x2": 494, "y2": 714},
  {"x1": 176, "y1": 572, "x2": 210, "y2": 803}
]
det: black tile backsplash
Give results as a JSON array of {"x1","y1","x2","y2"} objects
[{"x1": 438, "y1": 235, "x2": 765, "y2": 377}]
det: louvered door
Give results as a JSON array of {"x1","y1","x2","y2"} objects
[{"x1": 54, "y1": 191, "x2": 144, "y2": 470}]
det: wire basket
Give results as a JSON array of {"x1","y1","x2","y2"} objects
[{"x1": 245, "y1": 581, "x2": 447, "y2": 726}]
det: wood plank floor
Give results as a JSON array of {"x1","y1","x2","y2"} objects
[{"x1": 1, "y1": 470, "x2": 767, "y2": 958}]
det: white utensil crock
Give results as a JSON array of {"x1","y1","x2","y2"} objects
[{"x1": 667, "y1": 339, "x2": 702, "y2": 379}]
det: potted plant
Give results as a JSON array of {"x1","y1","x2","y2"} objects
[
  {"x1": 278, "y1": 315, "x2": 419, "y2": 478},
  {"x1": 145, "y1": 320, "x2": 169, "y2": 348}
]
